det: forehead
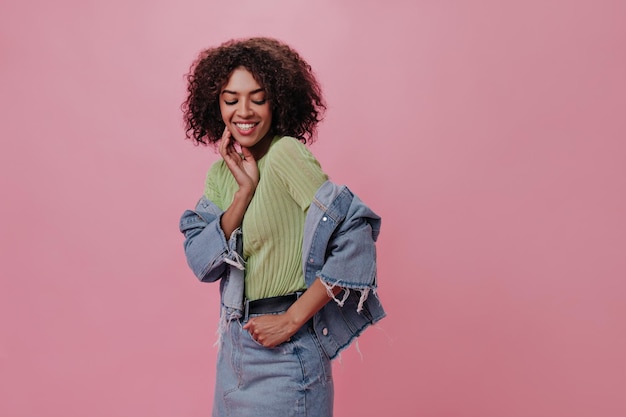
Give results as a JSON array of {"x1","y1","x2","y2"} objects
[{"x1": 222, "y1": 67, "x2": 263, "y2": 92}]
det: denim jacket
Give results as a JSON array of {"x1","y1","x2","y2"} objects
[{"x1": 179, "y1": 180, "x2": 385, "y2": 359}]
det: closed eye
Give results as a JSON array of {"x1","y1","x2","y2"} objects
[{"x1": 223, "y1": 99, "x2": 266, "y2": 106}]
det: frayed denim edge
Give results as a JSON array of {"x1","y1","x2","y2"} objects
[{"x1": 319, "y1": 277, "x2": 377, "y2": 314}]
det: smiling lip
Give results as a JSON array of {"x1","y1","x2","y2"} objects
[{"x1": 233, "y1": 122, "x2": 259, "y2": 136}]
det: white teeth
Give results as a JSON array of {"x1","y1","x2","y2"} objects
[{"x1": 235, "y1": 123, "x2": 256, "y2": 131}]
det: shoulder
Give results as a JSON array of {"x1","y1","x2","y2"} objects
[
  {"x1": 264, "y1": 136, "x2": 328, "y2": 206},
  {"x1": 268, "y1": 135, "x2": 307, "y2": 152},
  {"x1": 207, "y1": 158, "x2": 228, "y2": 175},
  {"x1": 205, "y1": 158, "x2": 231, "y2": 183},
  {"x1": 266, "y1": 136, "x2": 319, "y2": 165}
]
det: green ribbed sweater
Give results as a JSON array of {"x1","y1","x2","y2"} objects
[{"x1": 204, "y1": 136, "x2": 328, "y2": 300}]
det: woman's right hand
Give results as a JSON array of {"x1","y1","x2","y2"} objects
[
  {"x1": 219, "y1": 127, "x2": 259, "y2": 193},
  {"x1": 217, "y1": 127, "x2": 257, "y2": 239}
]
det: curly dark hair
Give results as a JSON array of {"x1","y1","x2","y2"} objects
[{"x1": 182, "y1": 37, "x2": 326, "y2": 146}]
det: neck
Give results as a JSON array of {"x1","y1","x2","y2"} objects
[{"x1": 246, "y1": 133, "x2": 274, "y2": 160}]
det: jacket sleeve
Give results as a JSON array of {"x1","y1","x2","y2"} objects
[
  {"x1": 304, "y1": 183, "x2": 381, "y2": 291},
  {"x1": 179, "y1": 197, "x2": 243, "y2": 283},
  {"x1": 317, "y1": 195, "x2": 381, "y2": 289},
  {"x1": 306, "y1": 185, "x2": 385, "y2": 359}
]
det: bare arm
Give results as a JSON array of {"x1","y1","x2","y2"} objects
[
  {"x1": 218, "y1": 128, "x2": 258, "y2": 239},
  {"x1": 243, "y1": 278, "x2": 342, "y2": 348}
]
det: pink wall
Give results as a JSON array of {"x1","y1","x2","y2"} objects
[{"x1": 1, "y1": 1, "x2": 625, "y2": 416}]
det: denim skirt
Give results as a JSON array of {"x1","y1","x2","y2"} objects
[{"x1": 212, "y1": 312, "x2": 334, "y2": 417}]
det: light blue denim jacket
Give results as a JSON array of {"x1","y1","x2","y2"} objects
[{"x1": 179, "y1": 180, "x2": 385, "y2": 359}]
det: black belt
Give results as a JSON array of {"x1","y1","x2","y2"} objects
[{"x1": 245, "y1": 291, "x2": 304, "y2": 318}]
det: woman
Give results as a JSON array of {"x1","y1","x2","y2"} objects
[{"x1": 179, "y1": 37, "x2": 384, "y2": 417}]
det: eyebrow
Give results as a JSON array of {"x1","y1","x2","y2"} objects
[{"x1": 221, "y1": 88, "x2": 265, "y2": 95}]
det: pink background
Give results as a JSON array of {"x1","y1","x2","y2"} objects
[{"x1": 1, "y1": 1, "x2": 625, "y2": 416}]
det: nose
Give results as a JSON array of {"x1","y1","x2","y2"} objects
[{"x1": 236, "y1": 99, "x2": 254, "y2": 118}]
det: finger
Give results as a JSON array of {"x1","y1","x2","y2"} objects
[
  {"x1": 220, "y1": 126, "x2": 233, "y2": 146},
  {"x1": 240, "y1": 146, "x2": 255, "y2": 161},
  {"x1": 219, "y1": 132, "x2": 229, "y2": 156},
  {"x1": 221, "y1": 125, "x2": 231, "y2": 140},
  {"x1": 221, "y1": 139, "x2": 238, "y2": 163}
]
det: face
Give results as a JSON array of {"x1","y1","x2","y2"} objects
[{"x1": 220, "y1": 67, "x2": 273, "y2": 157}]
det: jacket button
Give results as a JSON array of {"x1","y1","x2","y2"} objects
[
  {"x1": 322, "y1": 327, "x2": 328, "y2": 336},
  {"x1": 322, "y1": 216, "x2": 327, "y2": 221}
]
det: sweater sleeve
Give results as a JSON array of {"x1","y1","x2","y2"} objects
[
  {"x1": 266, "y1": 137, "x2": 328, "y2": 210},
  {"x1": 203, "y1": 161, "x2": 225, "y2": 210},
  {"x1": 178, "y1": 160, "x2": 241, "y2": 283}
]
